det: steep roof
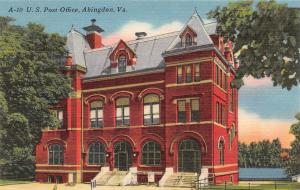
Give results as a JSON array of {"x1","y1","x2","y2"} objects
[
  {"x1": 166, "y1": 12, "x2": 214, "y2": 52},
  {"x1": 66, "y1": 13, "x2": 218, "y2": 79}
]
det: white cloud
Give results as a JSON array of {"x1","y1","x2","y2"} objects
[
  {"x1": 103, "y1": 20, "x2": 183, "y2": 45},
  {"x1": 243, "y1": 76, "x2": 273, "y2": 88},
  {"x1": 239, "y1": 108, "x2": 294, "y2": 148}
]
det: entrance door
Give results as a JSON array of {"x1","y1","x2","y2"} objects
[
  {"x1": 114, "y1": 141, "x2": 132, "y2": 171},
  {"x1": 178, "y1": 139, "x2": 201, "y2": 172}
]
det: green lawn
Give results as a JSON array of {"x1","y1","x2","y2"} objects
[
  {"x1": 200, "y1": 182, "x2": 300, "y2": 190},
  {"x1": 0, "y1": 179, "x2": 31, "y2": 186}
]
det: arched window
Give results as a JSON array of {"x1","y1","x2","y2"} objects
[
  {"x1": 185, "y1": 33, "x2": 193, "y2": 47},
  {"x1": 144, "y1": 94, "x2": 160, "y2": 125},
  {"x1": 90, "y1": 101, "x2": 103, "y2": 128},
  {"x1": 218, "y1": 139, "x2": 225, "y2": 165},
  {"x1": 142, "y1": 141, "x2": 161, "y2": 166},
  {"x1": 48, "y1": 144, "x2": 64, "y2": 165},
  {"x1": 118, "y1": 55, "x2": 127, "y2": 73},
  {"x1": 116, "y1": 97, "x2": 130, "y2": 127},
  {"x1": 88, "y1": 142, "x2": 106, "y2": 165}
]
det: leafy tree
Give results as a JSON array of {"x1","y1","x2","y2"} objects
[
  {"x1": 270, "y1": 138, "x2": 283, "y2": 167},
  {"x1": 0, "y1": 17, "x2": 71, "y2": 178},
  {"x1": 208, "y1": 0, "x2": 300, "y2": 90},
  {"x1": 285, "y1": 112, "x2": 300, "y2": 177},
  {"x1": 238, "y1": 139, "x2": 284, "y2": 168}
]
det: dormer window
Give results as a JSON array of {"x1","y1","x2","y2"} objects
[
  {"x1": 118, "y1": 55, "x2": 127, "y2": 73},
  {"x1": 109, "y1": 40, "x2": 136, "y2": 74},
  {"x1": 185, "y1": 33, "x2": 193, "y2": 47},
  {"x1": 180, "y1": 26, "x2": 197, "y2": 48}
]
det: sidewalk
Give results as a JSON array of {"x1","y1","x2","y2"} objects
[{"x1": 0, "y1": 183, "x2": 189, "y2": 190}]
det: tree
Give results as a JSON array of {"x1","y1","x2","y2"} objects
[
  {"x1": 208, "y1": 0, "x2": 300, "y2": 90},
  {"x1": 0, "y1": 17, "x2": 71, "y2": 178},
  {"x1": 238, "y1": 139, "x2": 284, "y2": 168},
  {"x1": 285, "y1": 112, "x2": 300, "y2": 177}
]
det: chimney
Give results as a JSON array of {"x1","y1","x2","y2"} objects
[
  {"x1": 65, "y1": 52, "x2": 72, "y2": 66},
  {"x1": 83, "y1": 19, "x2": 104, "y2": 49},
  {"x1": 135, "y1": 32, "x2": 147, "y2": 40}
]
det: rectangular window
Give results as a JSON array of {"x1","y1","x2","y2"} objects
[
  {"x1": 224, "y1": 72, "x2": 227, "y2": 90},
  {"x1": 230, "y1": 88, "x2": 234, "y2": 112},
  {"x1": 144, "y1": 103, "x2": 160, "y2": 125},
  {"x1": 216, "y1": 65, "x2": 219, "y2": 85},
  {"x1": 178, "y1": 100, "x2": 186, "y2": 123},
  {"x1": 186, "y1": 65, "x2": 192, "y2": 83},
  {"x1": 216, "y1": 102, "x2": 219, "y2": 123},
  {"x1": 221, "y1": 104, "x2": 223, "y2": 125},
  {"x1": 116, "y1": 106, "x2": 130, "y2": 126},
  {"x1": 57, "y1": 110, "x2": 63, "y2": 128},
  {"x1": 219, "y1": 68, "x2": 222, "y2": 87},
  {"x1": 90, "y1": 101, "x2": 103, "y2": 128},
  {"x1": 177, "y1": 66, "x2": 183, "y2": 84},
  {"x1": 194, "y1": 64, "x2": 200, "y2": 82},
  {"x1": 191, "y1": 99, "x2": 200, "y2": 122}
]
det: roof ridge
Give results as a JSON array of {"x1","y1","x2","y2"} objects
[{"x1": 85, "y1": 31, "x2": 179, "y2": 54}]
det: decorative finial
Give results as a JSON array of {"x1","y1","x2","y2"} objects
[{"x1": 91, "y1": 19, "x2": 96, "y2": 25}]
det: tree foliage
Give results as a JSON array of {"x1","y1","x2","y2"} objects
[
  {"x1": 238, "y1": 139, "x2": 285, "y2": 168},
  {"x1": 284, "y1": 112, "x2": 300, "y2": 177},
  {"x1": 208, "y1": 0, "x2": 300, "y2": 90},
  {"x1": 0, "y1": 17, "x2": 71, "y2": 178}
]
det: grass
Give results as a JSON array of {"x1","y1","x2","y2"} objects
[
  {"x1": 200, "y1": 181, "x2": 300, "y2": 190},
  {"x1": 0, "y1": 179, "x2": 31, "y2": 186}
]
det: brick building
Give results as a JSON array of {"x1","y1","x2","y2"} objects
[{"x1": 35, "y1": 12, "x2": 238, "y2": 186}]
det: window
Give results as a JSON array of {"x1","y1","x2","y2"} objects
[
  {"x1": 194, "y1": 64, "x2": 200, "y2": 82},
  {"x1": 48, "y1": 144, "x2": 63, "y2": 165},
  {"x1": 215, "y1": 65, "x2": 219, "y2": 85},
  {"x1": 142, "y1": 141, "x2": 161, "y2": 166},
  {"x1": 118, "y1": 55, "x2": 127, "y2": 73},
  {"x1": 90, "y1": 101, "x2": 103, "y2": 128},
  {"x1": 144, "y1": 94, "x2": 160, "y2": 125},
  {"x1": 48, "y1": 176, "x2": 55, "y2": 183},
  {"x1": 177, "y1": 66, "x2": 183, "y2": 84},
  {"x1": 185, "y1": 33, "x2": 193, "y2": 47},
  {"x1": 216, "y1": 102, "x2": 225, "y2": 125},
  {"x1": 229, "y1": 125, "x2": 235, "y2": 149},
  {"x1": 219, "y1": 68, "x2": 222, "y2": 87},
  {"x1": 178, "y1": 100, "x2": 186, "y2": 123},
  {"x1": 186, "y1": 65, "x2": 192, "y2": 83},
  {"x1": 191, "y1": 99, "x2": 200, "y2": 122},
  {"x1": 224, "y1": 72, "x2": 227, "y2": 90},
  {"x1": 56, "y1": 176, "x2": 63, "y2": 183},
  {"x1": 220, "y1": 104, "x2": 223, "y2": 125},
  {"x1": 116, "y1": 97, "x2": 130, "y2": 126},
  {"x1": 216, "y1": 102, "x2": 219, "y2": 123},
  {"x1": 55, "y1": 110, "x2": 63, "y2": 128},
  {"x1": 88, "y1": 142, "x2": 106, "y2": 165},
  {"x1": 230, "y1": 88, "x2": 234, "y2": 112},
  {"x1": 219, "y1": 139, "x2": 225, "y2": 165}
]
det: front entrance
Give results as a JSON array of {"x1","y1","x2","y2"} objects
[
  {"x1": 178, "y1": 139, "x2": 201, "y2": 172},
  {"x1": 114, "y1": 141, "x2": 132, "y2": 171}
]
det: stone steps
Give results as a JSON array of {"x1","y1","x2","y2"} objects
[
  {"x1": 96, "y1": 171, "x2": 128, "y2": 186},
  {"x1": 164, "y1": 173, "x2": 197, "y2": 187}
]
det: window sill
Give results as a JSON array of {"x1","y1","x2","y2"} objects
[
  {"x1": 139, "y1": 164, "x2": 162, "y2": 167},
  {"x1": 116, "y1": 125, "x2": 130, "y2": 128},
  {"x1": 86, "y1": 164, "x2": 102, "y2": 167},
  {"x1": 143, "y1": 124, "x2": 161, "y2": 127},
  {"x1": 42, "y1": 128, "x2": 67, "y2": 132}
]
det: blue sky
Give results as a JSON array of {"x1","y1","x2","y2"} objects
[{"x1": 0, "y1": 0, "x2": 299, "y2": 146}]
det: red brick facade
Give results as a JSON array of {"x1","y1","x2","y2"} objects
[{"x1": 35, "y1": 14, "x2": 238, "y2": 185}]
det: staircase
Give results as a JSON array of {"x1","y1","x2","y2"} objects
[
  {"x1": 164, "y1": 173, "x2": 197, "y2": 187},
  {"x1": 96, "y1": 171, "x2": 128, "y2": 186}
]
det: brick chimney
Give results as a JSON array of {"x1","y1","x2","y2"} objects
[{"x1": 83, "y1": 19, "x2": 104, "y2": 49}]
